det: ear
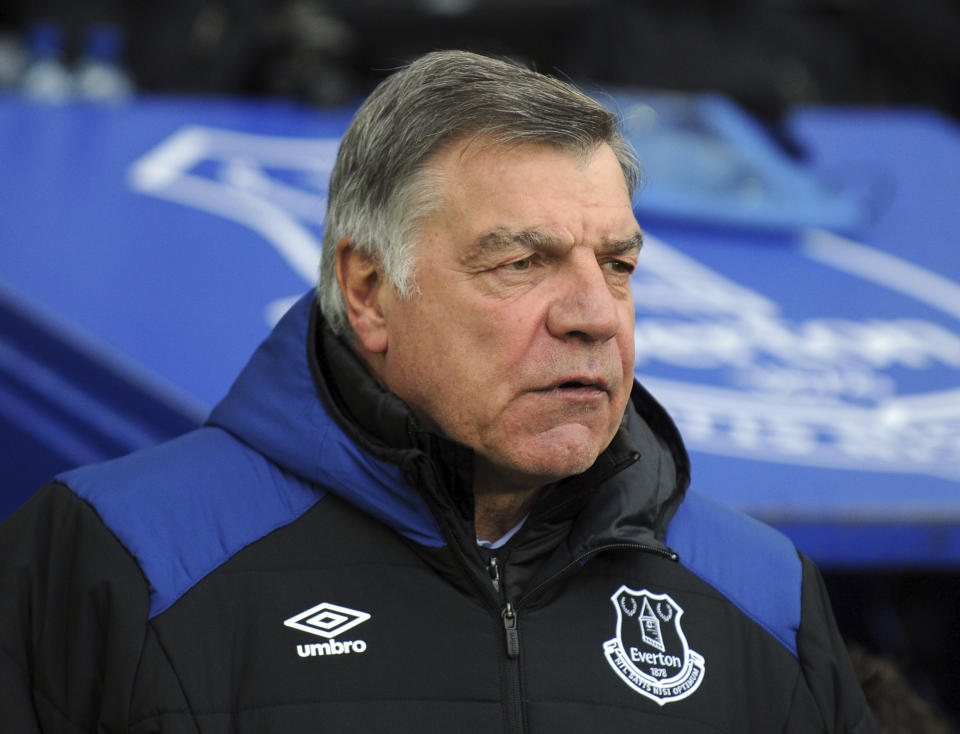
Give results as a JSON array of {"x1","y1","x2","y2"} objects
[{"x1": 335, "y1": 237, "x2": 389, "y2": 354}]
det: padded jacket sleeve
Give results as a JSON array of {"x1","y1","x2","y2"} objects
[
  {"x1": 785, "y1": 553, "x2": 879, "y2": 734},
  {"x1": 0, "y1": 482, "x2": 151, "y2": 733}
]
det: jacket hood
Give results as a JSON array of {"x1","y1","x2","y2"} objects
[
  {"x1": 207, "y1": 290, "x2": 691, "y2": 554},
  {"x1": 207, "y1": 292, "x2": 445, "y2": 547}
]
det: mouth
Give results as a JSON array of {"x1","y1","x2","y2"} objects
[{"x1": 546, "y1": 377, "x2": 610, "y2": 393}]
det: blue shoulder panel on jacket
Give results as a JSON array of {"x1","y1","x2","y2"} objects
[
  {"x1": 58, "y1": 427, "x2": 322, "y2": 618},
  {"x1": 666, "y1": 490, "x2": 801, "y2": 657}
]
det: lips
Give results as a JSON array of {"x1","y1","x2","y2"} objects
[{"x1": 544, "y1": 376, "x2": 610, "y2": 393}]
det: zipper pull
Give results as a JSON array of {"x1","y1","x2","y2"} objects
[
  {"x1": 488, "y1": 555, "x2": 501, "y2": 594},
  {"x1": 502, "y1": 602, "x2": 520, "y2": 659}
]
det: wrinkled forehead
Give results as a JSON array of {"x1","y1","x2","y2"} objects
[
  {"x1": 433, "y1": 138, "x2": 633, "y2": 211},
  {"x1": 417, "y1": 134, "x2": 627, "y2": 196}
]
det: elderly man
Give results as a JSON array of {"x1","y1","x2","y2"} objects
[{"x1": 1, "y1": 51, "x2": 875, "y2": 732}]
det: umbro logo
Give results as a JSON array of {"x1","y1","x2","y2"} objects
[
  {"x1": 284, "y1": 602, "x2": 371, "y2": 658},
  {"x1": 284, "y1": 602, "x2": 371, "y2": 638}
]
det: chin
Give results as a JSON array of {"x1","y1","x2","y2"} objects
[{"x1": 508, "y1": 437, "x2": 607, "y2": 484}]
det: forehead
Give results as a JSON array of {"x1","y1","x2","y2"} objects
[{"x1": 424, "y1": 140, "x2": 638, "y2": 252}]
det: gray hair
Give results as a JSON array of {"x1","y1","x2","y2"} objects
[{"x1": 318, "y1": 49, "x2": 641, "y2": 337}]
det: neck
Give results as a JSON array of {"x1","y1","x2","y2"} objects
[{"x1": 472, "y1": 458, "x2": 543, "y2": 543}]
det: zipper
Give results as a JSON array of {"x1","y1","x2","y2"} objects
[
  {"x1": 502, "y1": 601, "x2": 520, "y2": 659},
  {"x1": 488, "y1": 554, "x2": 524, "y2": 732},
  {"x1": 488, "y1": 554, "x2": 501, "y2": 594},
  {"x1": 488, "y1": 555, "x2": 521, "y2": 659},
  {"x1": 521, "y1": 541, "x2": 679, "y2": 605},
  {"x1": 501, "y1": 600, "x2": 523, "y2": 732},
  {"x1": 415, "y1": 464, "x2": 525, "y2": 734}
]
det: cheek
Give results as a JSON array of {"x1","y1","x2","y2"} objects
[
  {"x1": 453, "y1": 308, "x2": 534, "y2": 376},
  {"x1": 622, "y1": 334, "x2": 636, "y2": 376},
  {"x1": 618, "y1": 304, "x2": 636, "y2": 367}
]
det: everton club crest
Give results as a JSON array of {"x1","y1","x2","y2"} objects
[{"x1": 603, "y1": 586, "x2": 705, "y2": 705}]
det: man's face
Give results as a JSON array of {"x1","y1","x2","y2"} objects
[{"x1": 376, "y1": 141, "x2": 641, "y2": 489}]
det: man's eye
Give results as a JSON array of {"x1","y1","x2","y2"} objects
[
  {"x1": 505, "y1": 258, "x2": 534, "y2": 271},
  {"x1": 604, "y1": 259, "x2": 635, "y2": 275}
]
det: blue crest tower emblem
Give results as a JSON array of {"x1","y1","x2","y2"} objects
[{"x1": 603, "y1": 586, "x2": 705, "y2": 704}]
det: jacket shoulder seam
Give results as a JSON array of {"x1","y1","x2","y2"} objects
[
  {"x1": 57, "y1": 427, "x2": 322, "y2": 618},
  {"x1": 666, "y1": 490, "x2": 802, "y2": 657}
]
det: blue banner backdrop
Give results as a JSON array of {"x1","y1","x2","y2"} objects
[{"x1": 1, "y1": 92, "x2": 957, "y2": 564}]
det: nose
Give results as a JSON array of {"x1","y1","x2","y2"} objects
[{"x1": 546, "y1": 256, "x2": 623, "y2": 342}]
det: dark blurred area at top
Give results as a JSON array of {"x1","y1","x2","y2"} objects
[{"x1": 2, "y1": 0, "x2": 959, "y2": 124}]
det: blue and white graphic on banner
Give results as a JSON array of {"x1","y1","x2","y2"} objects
[
  {"x1": 129, "y1": 125, "x2": 341, "y2": 325},
  {"x1": 128, "y1": 126, "x2": 960, "y2": 484},
  {"x1": 632, "y1": 232, "x2": 960, "y2": 481}
]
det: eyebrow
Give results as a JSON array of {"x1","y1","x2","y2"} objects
[
  {"x1": 462, "y1": 227, "x2": 644, "y2": 265},
  {"x1": 602, "y1": 231, "x2": 645, "y2": 256}
]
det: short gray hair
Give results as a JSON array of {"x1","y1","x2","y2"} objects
[{"x1": 318, "y1": 49, "x2": 641, "y2": 337}]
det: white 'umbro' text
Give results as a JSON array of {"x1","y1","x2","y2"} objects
[{"x1": 296, "y1": 639, "x2": 367, "y2": 657}]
